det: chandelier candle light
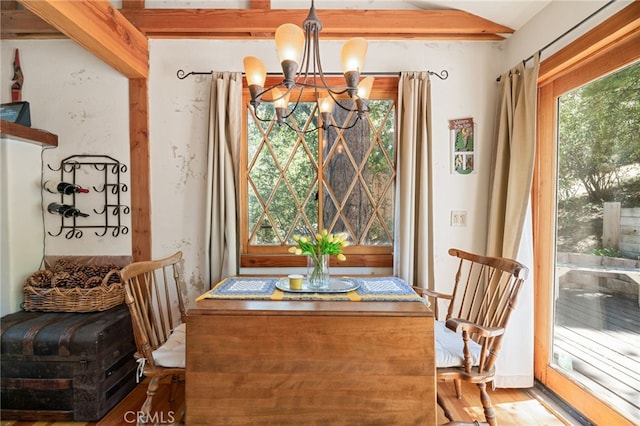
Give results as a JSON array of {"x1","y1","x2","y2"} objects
[
  {"x1": 243, "y1": 0, "x2": 374, "y2": 133},
  {"x1": 289, "y1": 230, "x2": 349, "y2": 290}
]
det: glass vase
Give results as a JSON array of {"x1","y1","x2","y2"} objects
[{"x1": 307, "y1": 254, "x2": 330, "y2": 290}]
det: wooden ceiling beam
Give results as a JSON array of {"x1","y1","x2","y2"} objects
[
  {"x1": 15, "y1": 0, "x2": 148, "y2": 79},
  {"x1": 2, "y1": 6, "x2": 513, "y2": 41},
  {"x1": 0, "y1": 1, "x2": 19, "y2": 11},
  {"x1": 250, "y1": 0, "x2": 271, "y2": 9},
  {"x1": 1, "y1": 10, "x2": 59, "y2": 38},
  {"x1": 120, "y1": 8, "x2": 512, "y2": 39},
  {"x1": 126, "y1": 32, "x2": 503, "y2": 41},
  {"x1": 122, "y1": 0, "x2": 145, "y2": 9}
]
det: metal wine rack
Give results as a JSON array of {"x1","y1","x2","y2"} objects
[{"x1": 47, "y1": 154, "x2": 129, "y2": 239}]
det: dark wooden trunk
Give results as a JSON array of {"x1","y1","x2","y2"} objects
[{"x1": 0, "y1": 304, "x2": 137, "y2": 421}]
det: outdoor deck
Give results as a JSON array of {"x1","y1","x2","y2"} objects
[{"x1": 554, "y1": 284, "x2": 640, "y2": 423}]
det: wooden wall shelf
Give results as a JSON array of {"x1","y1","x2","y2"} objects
[{"x1": 0, "y1": 120, "x2": 58, "y2": 147}]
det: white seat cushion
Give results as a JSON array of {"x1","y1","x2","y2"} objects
[
  {"x1": 152, "y1": 323, "x2": 186, "y2": 368},
  {"x1": 435, "y1": 320, "x2": 483, "y2": 368}
]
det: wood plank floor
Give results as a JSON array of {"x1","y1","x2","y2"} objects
[
  {"x1": 1, "y1": 377, "x2": 577, "y2": 425},
  {"x1": 554, "y1": 287, "x2": 640, "y2": 423}
]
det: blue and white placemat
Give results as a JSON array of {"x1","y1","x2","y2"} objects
[{"x1": 197, "y1": 276, "x2": 425, "y2": 303}]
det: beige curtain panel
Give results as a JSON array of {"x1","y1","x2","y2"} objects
[
  {"x1": 395, "y1": 71, "x2": 434, "y2": 290},
  {"x1": 486, "y1": 55, "x2": 540, "y2": 259},
  {"x1": 488, "y1": 55, "x2": 540, "y2": 388},
  {"x1": 205, "y1": 71, "x2": 242, "y2": 288}
]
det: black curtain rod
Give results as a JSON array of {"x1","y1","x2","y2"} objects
[
  {"x1": 497, "y1": 0, "x2": 616, "y2": 81},
  {"x1": 176, "y1": 69, "x2": 449, "y2": 80}
]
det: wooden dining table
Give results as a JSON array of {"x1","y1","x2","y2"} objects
[{"x1": 185, "y1": 276, "x2": 436, "y2": 425}]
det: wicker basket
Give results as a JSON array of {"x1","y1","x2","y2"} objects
[{"x1": 23, "y1": 270, "x2": 124, "y2": 313}]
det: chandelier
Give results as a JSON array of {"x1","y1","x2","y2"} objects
[{"x1": 243, "y1": 0, "x2": 373, "y2": 134}]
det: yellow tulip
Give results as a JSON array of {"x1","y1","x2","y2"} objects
[{"x1": 337, "y1": 253, "x2": 346, "y2": 261}]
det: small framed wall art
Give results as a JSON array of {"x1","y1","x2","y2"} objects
[{"x1": 449, "y1": 117, "x2": 475, "y2": 174}]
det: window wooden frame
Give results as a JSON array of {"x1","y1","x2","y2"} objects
[
  {"x1": 533, "y1": 4, "x2": 640, "y2": 425},
  {"x1": 240, "y1": 76, "x2": 399, "y2": 268}
]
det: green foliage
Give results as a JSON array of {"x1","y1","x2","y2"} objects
[
  {"x1": 592, "y1": 247, "x2": 621, "y2": 258},
  {"x1": 556, "y1": 62, "x2": 640, "y2": 258},
  {"x1": 558, "y1": 61, "x2": 640, "y2": 203},
  {"x1": 288, "y1": 230, "x2": 348, "y2": 260}
]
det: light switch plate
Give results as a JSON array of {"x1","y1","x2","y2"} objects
[{"x1": 451, "y1": 210, "x2": 467, "y2": 227}]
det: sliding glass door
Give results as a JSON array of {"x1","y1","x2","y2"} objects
[
  {"x1": 534, "y1": 7, "x2": 640, "y2": 425},
  {"x1": 554, "y1": 61, "x2": 639, "y2": 423}
]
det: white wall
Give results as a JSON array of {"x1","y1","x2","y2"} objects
[
  {"x1": 1, "y1": 1, "x2": 633, "y2": 314},
  {"x1": 0, "y1": 138, "x2": 43, "y2": 316},
  {"x1": 0, "y1": 40, "x2": 130, "y2": 315}
]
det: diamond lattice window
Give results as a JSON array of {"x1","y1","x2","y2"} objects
[{"x1": 242, "y1": 78, "x2": 397, "y2": 265}]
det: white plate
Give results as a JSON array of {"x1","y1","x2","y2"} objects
[{"x1": 276, "y1": 277, "x2": 360, "y2": 293}]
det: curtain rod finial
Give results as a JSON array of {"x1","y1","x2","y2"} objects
[{"x1": 428, "y1": 70, "x2": 449, "y2": 80}]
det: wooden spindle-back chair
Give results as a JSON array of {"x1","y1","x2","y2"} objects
[
  {"x1": 424, "y1": 248, "x2": 529, "y2": 426},
  {"x1": 120, "y1": 251, "x2": 187, "y2": 422}
]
